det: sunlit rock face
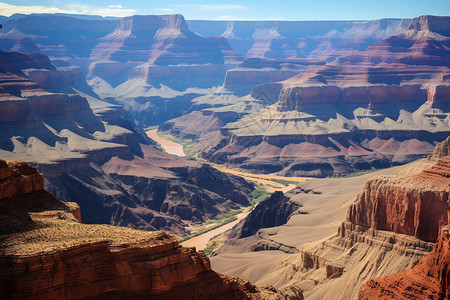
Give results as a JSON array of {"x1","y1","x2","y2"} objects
[
  {"x1": 0, "y1": 160, "x2": 288, "y2": 300},
  {"x1": 191, "y1": 15, "x2": 450, "y2": 177}
]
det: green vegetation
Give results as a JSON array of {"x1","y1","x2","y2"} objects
[
  {"x1": 203, "y1": 229, "x2": 232, "y2": 256},
  {"x1": 251, "y1": 184, "x2": 271, "y2": 206},
  {"x1": 179, "y1": 209, "x2": 242, "y2": 242},
  {"x1": 331, "y1": 169, "x2": 380, "y2": 178},
  {"x1": 203, "y1": 241, "x2": 218, "y2": 256},
  {"x1": 269, "y1": 178, "x2": 299, "y2": 186}
]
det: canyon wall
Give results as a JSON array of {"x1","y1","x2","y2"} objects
[
  {"x1": 0, "y1": 160, "x2": 290, "y2": 299},
  {"x1": 0, "y1": 159, "x2": 80, "y2": 234},
  {"x1": 357, "y1": 225, "x2": 450, "y2": 300},
  {"x1": 189, "y1": 15, "x2": 450, "y2": 176},
  {"x1": 347, "y1": 156, "x2": 450, "y2": 242}
]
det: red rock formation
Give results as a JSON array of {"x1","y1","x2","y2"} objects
[
  {"x1": 347, "y1": 156, "x2": 450, "y2": 242},
  {"x1": 0, "y1": 160, "x2": 288, "y2": 299},
  {"x1": 0, "y1": 231, "x2": 287, "y2": 299},
  {"x1": 0, "y1": 159, "x2": 81, "y2": 234},
  {"x1": 357, "y1": 225, "x2": 450, "y2": 300}
]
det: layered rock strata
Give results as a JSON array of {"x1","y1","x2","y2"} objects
[
  {"x1": 0, "y1": 159, "x2": 80, "y2": 234},
  {"x1": 346, "y1": 156, "x2": 450, "y2": 242},
  {"x1": 357, "y1": 225, "x2": 450, "y2": 300},
  {"x1": 0, "y1": 161, "x2": 289, "y2": 300},
  {"x1": 297, "y1": 154, "x2": 449, "y2": 298},
  {"x1": 190, "y1": 15, "x2": 450, "y2": 176}
]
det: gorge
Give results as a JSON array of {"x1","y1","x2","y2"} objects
[{"x1": 0, "y1": 9, "x2": 449, "y2": 300}]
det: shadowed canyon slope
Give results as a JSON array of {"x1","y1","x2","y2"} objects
[
  {"x1": 0, "y1": 50, "x2": 254, "y2": 236},
  {"x1": 0, "y1": 160, "x2": 291, "y2": 299},
  {"x1": 0, "y1": 11, "x2": 449, "y2": 300},
  {"x1": 1, "y1": 13, "x2": 436, "y2": 236},
  {"x1": 170, "y1": 15, "x2": 450, "y2": 177},
  {"x1": 210, "y1": 138, "x2": 449, "y2": 299}
]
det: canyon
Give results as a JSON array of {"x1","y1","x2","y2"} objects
[
  {"x1": 0, "y1": 49, "x2": 254, "y2": 236},
  {"x1": 210, "y1": 137, "x2": 450, "y2": 299},
  {"x1": 0, "y1": 160, "x2": 290, "y2": 299},
  {"x1": 164, "y1": 15, "x2": 450, "y2": 177},
  {"x1": 0, "y1": 10, "x2": 449, "y2": 300}
]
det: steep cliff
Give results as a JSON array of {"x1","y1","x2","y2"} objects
[
  {"x1": 357, "y1": 225, "x2": 450, "y2": 300},
  {"x1": 192, "y1": 15, "x2": 450, "y2": 176},
  {"x1": 293, "y1": 154, "x2": 450, "y2": 298},
  {"x1": 239, "y1": 191, "x2": 303, "y2": 238},
  {"x1": 432, "y1": 135, "x2": 450, "y2": 158},
  {"x1": 0, "y1": 160, "x2": 290, "y2": 300},
  {"x1": 0, "y1": 159, "x2": 80, "y2": 235},
  {"x1": 347, "y1": 155, "x2": 450, "y2": 242}
]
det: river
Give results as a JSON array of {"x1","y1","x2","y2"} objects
[{"x1": 145, "y1": 128, "x2": 307, "y2": 250}]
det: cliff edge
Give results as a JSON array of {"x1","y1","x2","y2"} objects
[{"x1": 0, "y1": 160, "x2": 290, "y2": 299}]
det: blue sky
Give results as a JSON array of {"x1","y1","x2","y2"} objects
[{"x1": 1, "y1": 0, "x2": 449, "y2": 20}]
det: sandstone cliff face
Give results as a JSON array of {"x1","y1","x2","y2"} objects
[
  {"x1": 0, "y1": 159, "x2": 80, "y2": 234},
  {"x1": 267, "y1": 156, "x2": 448, "y2": 299},
  {"x1": 347, "y1": 156, "x2": 450, "y2": 242},
  {"x1": 357, "y1": 225, "x2": 450, "y2": 300},
  {"x1": 432, "y1": 135, "x2": 450, "y2": 158},
  {"x1": 0, "y1": 229, "x2": 287, "y2": 299},
  {"x1": 0, "y1": 161, "x2": 289, "y2": 300},
  {"x1": 192, "y1": 15, "x2": 450, "y2": 177}
]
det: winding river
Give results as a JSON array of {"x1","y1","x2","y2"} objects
[{"x1": 145, "y1": 129, "x2": 306, "y2": 250}]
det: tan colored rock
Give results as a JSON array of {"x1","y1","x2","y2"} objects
[
  {"x1": 357, "y1": 225, "x2": 450, "y2": 300},
  {"x1": 0, "y1": 160, "x2": 291, "y2": 299},
  {"x1": 432, "y1": 135, "x2": 450, "y2": 159}
]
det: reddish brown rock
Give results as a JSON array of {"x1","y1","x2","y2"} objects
[
  {"x1": 357, "y1": 225, "x2": 450, "y2": 300},
  {"x1": 0, "y1": 159, "x2": 81, "y2": 234},
  {"x1": 0, "y1": 160, "x2": 289, "y2": 300},
  {"x1": 0, "y1": 229, "x2": 286, "y2": 299},
  {"x1": 347, "y1": 156, "x2": 450, "y2": 242}
]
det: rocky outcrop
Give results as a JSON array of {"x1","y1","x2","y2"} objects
[
  {"x1": 0, "y1": 229, "x2": 287, "y2": 299},
  {"x1": 432, "y1": 135, "x2": 450, "y2": 158},
  {"x1": 0, "y1": 51, "x2": 55, "y2": 77},
  {"x1": 0, "y1": 159, "x2": 80, "y2": 234},
  {"x1": 239, "y1": 191, "x2": 303, "y2": 238},
  {"x1": 357, "y1": 225, "x2": 450, "y2": 300},
  {"x1": 347, "y1": 155, "x2": 450, "y2": 242},
  {"x1": 0, "y1": 160, "x2": 289, "y2": 300},
  {"x1": 190, "y1": 15, "x2": 450, "y2": 176}
]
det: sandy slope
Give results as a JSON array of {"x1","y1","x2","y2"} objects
[{"x1": 210, "y1": 159, "x2": 435, "y2": 290}]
